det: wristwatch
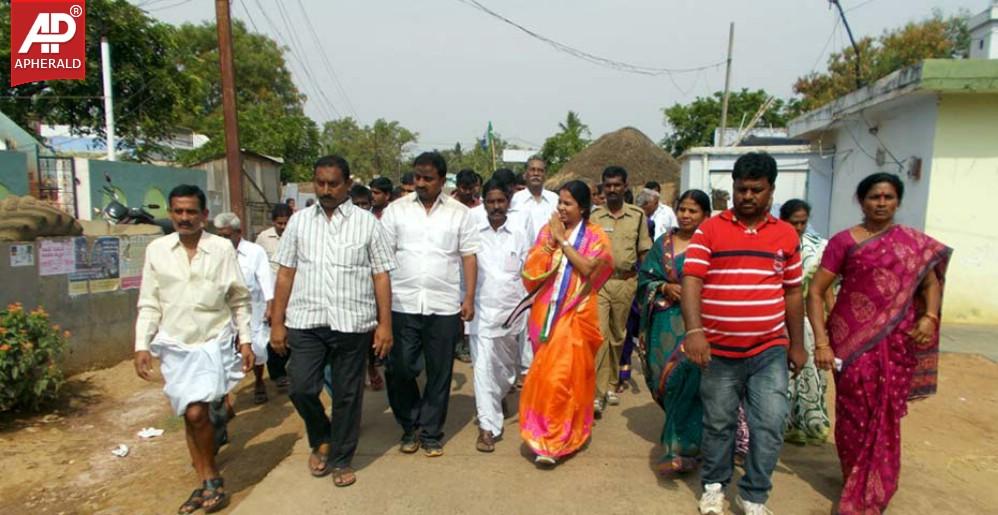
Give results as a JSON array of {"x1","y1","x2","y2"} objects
[{"x1": 558, "y1": 238, "x2": 570, "y2": 248}]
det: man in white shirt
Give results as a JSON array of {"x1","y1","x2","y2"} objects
[
  {"x1": 215, "y1": 212, "x2": 274, "y2": 404},
  {"x1": 380, "y1": 151, "x2": 480, "y2": 457},
  {"x1": 270, "y1": 155, "x2": 396, "y2": 487},
  {"x1": 469, "y1": 178, "x2": 530, "y2": 453},
  {"x1": 643, "y1": 181, "x2": 678, "y2": 240},
  {"x1": 509, "y1": 157, "x2": 557, "y2": 377},
  {"x1": 255, "y1": 202, "x2": 293, "y2": 389},
  {"x1": 511, "y1": 156, "x2": 559, "y2": 243},
  {"x1": 133, "y1": 184, "x2": 253, "y2": 513}
]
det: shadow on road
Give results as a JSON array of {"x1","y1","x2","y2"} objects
[
  {"x1": 621, "y1": 402, "x2": 663, "y2": 445},
  {"x1": 777, "y1": 441, "x2": 842, "y2": 504}
]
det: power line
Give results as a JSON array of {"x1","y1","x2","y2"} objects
[
  {"x1": 145, "y1": 0, "x2": 197, "y2": 12},
  {"x1": 270, "y1": 0, "x2": 344, "y2": 121},
  {"x1": 809, "y1": 15, "x2": 841, "y2": 75},
  {"x1": 292, "y1": 0, "x2": 358, "y2": 119},
  {"x1": 248, "y1": 0, "x2": 340, "y2": 121},
  {"x1": 235, "y1": 0, "x2": 261, "y2": 34},
  {"x1": 455, "y1": 0, "x2": 726, "y2": 77},
  {"x1": 846, "y1": 0, "x2": 878, "y2": 13}
]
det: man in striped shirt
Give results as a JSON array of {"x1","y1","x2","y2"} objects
[
  {"x1": 681, "y1": 152, "x2": 806, "y2": 515},
  {"x1": 270, "y1": 155, "x2": 397, "y2": 487}
]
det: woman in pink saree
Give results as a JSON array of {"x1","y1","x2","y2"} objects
[{"x1": 808, "y1": 173, "x2": 951, "y2": 514}]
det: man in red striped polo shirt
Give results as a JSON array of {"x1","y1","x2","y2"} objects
[{"x1": 681, "y1": 152, "x2": 807, "y2": 515}]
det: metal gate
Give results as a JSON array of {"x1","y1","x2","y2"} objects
[{"x1": 36, "y1": 156, "x2": 77, "y2": 218}]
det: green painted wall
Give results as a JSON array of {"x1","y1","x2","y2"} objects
[
  {"x1": 88, "y1": 161, "x2": 206, "y2": 215},
  {"x1": 0, "y1": 150, "x2": 30, "y2": 197}
]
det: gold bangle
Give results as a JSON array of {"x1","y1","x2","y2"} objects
[
  {"x1": 685, "y1": 327, "x2": 705, "y2": 336},
  {"x1": 924, "y1": 312, "x2": 940, "y2": 322}
]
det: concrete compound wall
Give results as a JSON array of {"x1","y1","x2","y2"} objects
[
  {"x1": 0, "y1": 237, "x2": 144, "y2": 375},
  {"x1": 75, "y1": 159, "x2": 206, "y2": 221}
]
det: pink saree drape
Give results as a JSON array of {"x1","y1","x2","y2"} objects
[{"x1": 821, "y1": 225, "x2": 951, "y2": 514}]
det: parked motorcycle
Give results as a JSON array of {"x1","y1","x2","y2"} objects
[{"x1": 97, "y1": 175, "x2": 174, "y2": 234}]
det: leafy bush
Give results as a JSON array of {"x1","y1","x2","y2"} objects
[{"x1": 0, "y1": 303, "x2": 69, "y2": 412}]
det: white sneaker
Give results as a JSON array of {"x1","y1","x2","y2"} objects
[
  {"x1": 698, "y1": 483, "x2": 725, "y2": 514},
  {"x1": 735, "y1": 495, "x2": 773, "y2": 515}
]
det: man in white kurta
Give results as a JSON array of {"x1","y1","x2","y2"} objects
[
  {"x1": 509, "y1": 157, "x2": 557, "y2": 376},
  {"x1": 133, "y1": 185, "x2": 252, "y2": 513},
  {"x1": 469, "y1": 180, "x2": 530, "y2": 452},
  {"x1": 215, "y1": 212, "x2": 274, "y2": 404}
]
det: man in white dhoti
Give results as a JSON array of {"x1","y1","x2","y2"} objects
[
  {"x1": 215, "y1": 212, "x2": 274, "y2": 404},
  {"x1": 509, "y1": 157, "x2": 558, "y2": 381},
  {"x1": 469, "y1": 178, "x2": 530, "y2": 452},
  {"x1": 133, "y1": 185, "x2": 253, "y2": 514}
]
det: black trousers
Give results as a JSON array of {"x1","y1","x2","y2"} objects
[
  {"x1": 385, "y1": 312, "x2": 461, "y2": 446},
  {"x1": 287, "y1": 327, "x2": 369, "y2": 468},
  {"x1": 266, "y1": 343, "x2": 290, "y2": 380}
]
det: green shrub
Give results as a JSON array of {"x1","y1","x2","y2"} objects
[{"x1": 0, "y1": 303, "x2": 69, "y2": 412}]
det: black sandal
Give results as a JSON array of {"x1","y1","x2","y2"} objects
[
  {"x1": 201, "y1": 478, "x2": 230, "y2": 514},
  {"x1": 177, "y1": 487, "x2": 205, "y2": 514}
]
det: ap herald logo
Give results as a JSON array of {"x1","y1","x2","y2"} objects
[{"x1": 10, "y1": 0, "x2": 87, "y2": 87}]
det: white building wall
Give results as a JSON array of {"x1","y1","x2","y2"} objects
[
  {"x1": 679, "y1": 147, "x2": 814, "y2": 216},
  {"x1": 73, "y1": 158, "x2": 91, "y2": 220},
  {"x1": 823, "y1": 94, "x2": 938, "y2": 234}
]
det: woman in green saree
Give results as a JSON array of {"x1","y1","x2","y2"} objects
[{"x1": 637, "y1": 189, "x2": 711, "y2": 475}]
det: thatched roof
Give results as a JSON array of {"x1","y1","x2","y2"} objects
[{"x1": 545, "y1": 127, "x2": 680, "y2": 203}]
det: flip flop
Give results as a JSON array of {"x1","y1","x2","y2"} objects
[
  {"x1": 309, "y1": 450, "x2": 331, "y2": 477},
  {"x1": 253, "y1": 388, "x2": 268, "y2": 404},
  {"x1": 332, "y1": 467, "x2": 357, "y2": 487},
  {"x1": 176, "y1": 487, "x2": 204, "y2": 514}
]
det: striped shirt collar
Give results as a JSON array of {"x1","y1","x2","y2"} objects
[{"x1": 309, "y1": 198, "x2": 356, "y2": 219}]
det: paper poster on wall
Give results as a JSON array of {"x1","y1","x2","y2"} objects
[
  {"x1": 88, "y1": 237, "x2": 121, "y2": 294},
  {"x1": 120, "y1": 235, "x2": 155, "y2": 290},
  {"x1": 9, "y1": 243, "x2": 35, "y2": 267},
  {"x1": 68, "y1": 237, "x2": 93, "y2": 296},
  {"x1": 39, "y1": 239, "x2": 75, "y2": 276}
]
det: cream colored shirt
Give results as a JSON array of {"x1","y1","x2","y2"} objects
[
  {"x1": 134, "y1": 231, "x2": 252, "y2": 352},
  {"x1": 255, "y1": 226, "x2": 281, "y2": 277}
]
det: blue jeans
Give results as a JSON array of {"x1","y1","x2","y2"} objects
[{"x1": 699, "y1": 345, "x2": 789, "y2": 504}]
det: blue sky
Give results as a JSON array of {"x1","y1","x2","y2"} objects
[{"x1": 138, "y1": 0, "x2": 985, "y2": 150}]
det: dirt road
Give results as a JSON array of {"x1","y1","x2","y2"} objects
[{"x1": 1, "y1": 348, "x2": 996, "y2": 514}]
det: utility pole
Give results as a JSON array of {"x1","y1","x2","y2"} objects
[
  {"x1": 830, "y1": 0, "x2": 863, "y2": 90},
  {"x1": 718, "y1": 22, "x2": 735, "y2": 147},
  {"x1": 100, "y1": 37, "x2": 115, "y2": 161},
  {"x1": 216, "y1": 0, "x2": 244, "y2": 221}
]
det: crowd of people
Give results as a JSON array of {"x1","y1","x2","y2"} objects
[{"x1": 132, "y1": 151, "x2": 950, "y2": 515}]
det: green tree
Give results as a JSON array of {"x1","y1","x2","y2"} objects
[
  {"x1": 172, "y1": 21, "x2": 320, "y2": 181},
  {"x1": 793, "y1": 12, "x2": 970, "y2": 114},
  {"x1": 541, "y1": 111, "x2": 590, "y2": 176},
  {"x1": 661, "y1": 89, "x2": 791, "y2": 156},
  {"x1": 0, "y1": 0, "x2": 195, "y2": 159},
  {"x1": 319, "y1": 117, "x2": 418, "y2": 183}
]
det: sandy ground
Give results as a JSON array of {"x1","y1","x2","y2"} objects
[{"x1": 1, "y1": 331, "x2": 996, "y2": 514}]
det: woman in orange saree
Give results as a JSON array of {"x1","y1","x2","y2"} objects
[{"x1": 517, "y1": 180, "x2": 613, "y2": 466}]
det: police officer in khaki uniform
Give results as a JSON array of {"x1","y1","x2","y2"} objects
[{"x1": 590, "y1": 166, "x2": 651, "y2": 417}]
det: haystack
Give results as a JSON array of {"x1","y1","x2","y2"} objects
[{"x1": 545, "y1": 127, "x2": 680, "y2": 204}]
